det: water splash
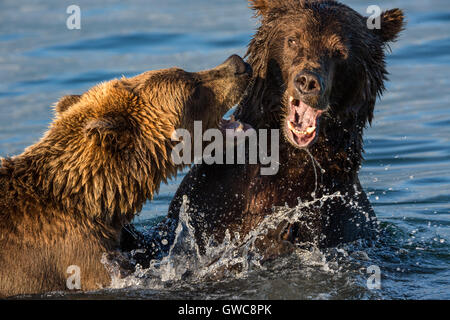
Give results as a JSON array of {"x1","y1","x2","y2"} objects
[
  {"x1": 108, "y1": 191, "x2": 357, "y2": 290},
  {"x1": 305, "y1": 147, "x2": 325, "y2": 197}
]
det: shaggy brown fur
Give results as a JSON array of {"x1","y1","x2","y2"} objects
[
  {"x1": 134, "y1": 0, "x2": 405, "y2": 264},
  {"x1": 0, "y1": 55, "x2": 251, "y2": 297}
]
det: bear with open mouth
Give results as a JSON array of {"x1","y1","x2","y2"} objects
[
  {"x1": 0, "y1": 55, "x2": 251, "y2": 297},
  {"x1": 123, "y1": 0, "x2": 405, "y2": 266}
]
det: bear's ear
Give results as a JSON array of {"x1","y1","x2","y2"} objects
[
  {"x1": 84, "y1": 115, "x2": 133, "y2": 151},
  {"x1": 249, "y1": 0, "x2": 270, "y2": 17},
  {"x1": 377, "y1": 8, "x2": 405, "y2": 42},
  {"x1": 54, "y1": 95, "x2": 81, "y2": 114}
]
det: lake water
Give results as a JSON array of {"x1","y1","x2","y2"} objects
[{"x1": 0, "y1": 0, "x2": 449, "y2": 300}]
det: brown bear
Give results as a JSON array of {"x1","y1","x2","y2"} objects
[
  {"x1": 0, "y1": 55, "x2": 251, "y2": 297},
  {"x1": 133, "y1": 0, "x2": 405, "y2": 265}
]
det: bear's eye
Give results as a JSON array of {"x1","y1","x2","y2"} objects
[
  {"x1": 287, "y1": 38, "x2": 297, "y2": 47},
  {"x1": 332, "y1": 47, "x2": 349, "y2": 60}
]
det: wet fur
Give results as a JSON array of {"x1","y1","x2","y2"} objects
[
  {"x1": 138, "y1": 0, "x2": 405, "y2": 263},
  {"x1": 0, "y1": 62, "x2": 249, "y2": 297}
]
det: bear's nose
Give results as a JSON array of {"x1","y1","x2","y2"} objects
[
  {"x1": 294, "y1": 71, "x2": 322, "y2": 95},
  {"x1": 223, "y1": 54, "x2": 252, "y2": 76}
]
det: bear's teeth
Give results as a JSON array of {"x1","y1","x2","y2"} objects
[
  {"x1": 288, "y1": 121, "x2": 305, "y2": 135},
  {"x1": 236, "y1": 122, "x2": 244, "y2": 132},
  {"x1": 306, "y1": 127, "x2": 316, "y2": 134},
  {"x1": 288, "y1": 122, "x2": 316, "y2": 136},
  {"x1": 287, "y1": 121, "x2": 295, "y2": 131},
  {"x1": 289, "y1": 96, "x2": 294, "y2": 103}
]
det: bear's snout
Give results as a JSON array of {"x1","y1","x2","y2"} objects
[
  {"x1": 294, "y1": 71, "x2": 323, "y2": 97},
  {"x1": 222, "y1": 54, "x2": 253, "y2": 76}
]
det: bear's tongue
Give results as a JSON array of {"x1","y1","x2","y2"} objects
[{"x1": 287, "y1": 99, "x2": 322, "y2": 147}]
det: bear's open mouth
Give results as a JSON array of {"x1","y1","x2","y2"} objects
[
  {"x1": 284, "y1": 97, "x2": 323, "y2": 149},
  {"x1": 220, "y1": 115, "x2": 253, "y2": 133}
]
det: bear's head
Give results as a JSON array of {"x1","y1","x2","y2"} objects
[
  {"x1": 8, "y1": 56, "x2": 251, "y2": 228},
  {"x1": 239, "y1": 0, "x2": 404, "y2": 153}
]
